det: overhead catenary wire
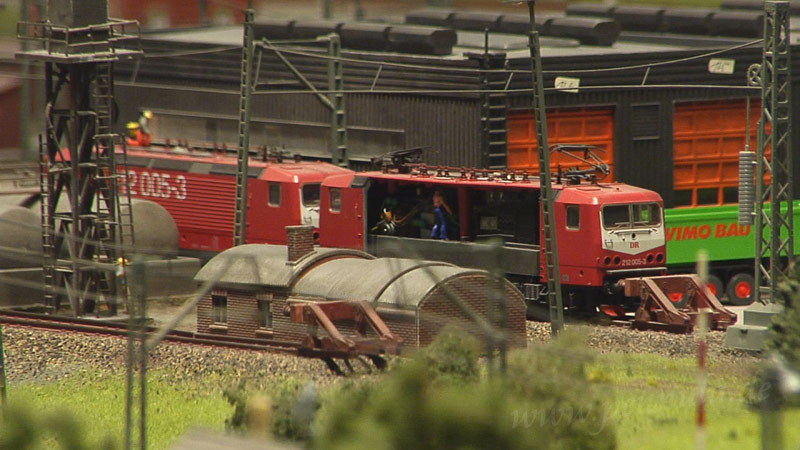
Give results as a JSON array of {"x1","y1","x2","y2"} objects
[
  {"x1": 2, "y1": 33, "x2": 765, "y2": 84},
  {"x1": 255, "y1": 37, "x2": 765, "y2": 76},
  {"x1": 0, "y1": 67, "x2": 762, "y2": 100}
]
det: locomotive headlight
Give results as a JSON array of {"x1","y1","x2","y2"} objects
[
  {"x1": 656, "y1": 253, "x2": 664, "y2": 262},
  {"x1": 647, "y1": 254, "x2": 654, "y2": 263},
  {"x1": 613, "y1": 256, "x2": 621, "y2": 265},
  {"x1": 604, "y1": 256, "x2": 611, "y2": 265}
]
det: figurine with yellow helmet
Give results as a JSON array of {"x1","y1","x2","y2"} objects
[{"x1": 128, "y1": 109, "x2": 153, "y2": 146}]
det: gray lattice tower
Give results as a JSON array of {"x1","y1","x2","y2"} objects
[
  {"x1": 16, "y1": 0, "x2": 141, "y2": 316},
  {"x1": 755, "y1": 1, "x2": 793, "y2": 303}
]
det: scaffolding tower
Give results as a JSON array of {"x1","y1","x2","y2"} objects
[{"x1": 16, "y1": 0, "x2": 141, "y2": 316}]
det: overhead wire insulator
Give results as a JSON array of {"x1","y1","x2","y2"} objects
[{"x1": 738, "y1": 150, "x2": 756, "y2": 226}]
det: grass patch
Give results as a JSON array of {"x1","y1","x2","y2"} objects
[
  {"x1": 589, "y1": 351, "x2": 800, "y2": 450},
  {"x1": 4, "y1": 346, "x2": 800, "y2": 449},
  {"x1": 6, "y1": 370, "x2": 231, "y2": 449}
]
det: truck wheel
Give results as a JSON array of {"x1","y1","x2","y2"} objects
[
  {"x1": 667, "y1": 292, "x2": 688, "y2": 309},
  {"x1": 726, "y1": 273, "x2": 755, "y2": 305},
  {"x1": 705, "y1": 275, "x2": 724, "y2": 299}
]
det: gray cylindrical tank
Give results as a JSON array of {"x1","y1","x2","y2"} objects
[
  {"x1": 0, "y1": 206, "x2": 42, "y2": 269},
  {"x1": 128, "y1": 199, "x2": 179, "y2": 259},
  {"x1": 25, "y1": 197, "x2": 179, "y2": 259}
]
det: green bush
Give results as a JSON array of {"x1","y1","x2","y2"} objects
[
  {"x1": 313, "y1": 328, "x2": 615, "y2": 450},
  {"x1": 223, "y1": 376, "x2": 316, "y2": 441},
  {"x1": 418, "y1": 326, "x2": 482, "y2": 382},
  {"x1": 0, "y1": 402, "x2": 117, "y2": 450},
  {"x1": 769, "y1": 263, "x2": 800, "y2": 370}
]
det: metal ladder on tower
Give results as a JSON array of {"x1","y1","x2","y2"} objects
[
  {"x1": 92, "y1": 61, "x2": 128, "y2": 314},
  {"x1": 328, "y1": 34, "x2": 348, "y2": 168},
  {"x1": 478, "y1": 51, "x2": 508, "y2": 170},
  {"x1": 39, "y1": 139, "x2": 57, "y2": 312}
]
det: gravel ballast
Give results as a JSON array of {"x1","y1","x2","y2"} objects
[{"x1": 0, "y1": 321, "x2": 759, "y2": 384}]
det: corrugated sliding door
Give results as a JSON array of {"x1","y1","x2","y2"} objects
[{"x1": 507, "y1": 106, "x2": 615, "y2": 178}]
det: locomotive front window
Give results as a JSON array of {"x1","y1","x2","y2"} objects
[
  {"x1": 603, "y1": 203, "x2": 661, "y2": 229},
  {"x1": 302, "y1": 183, "x2": 321, "y2": 206},
  {"x1": 632, "y1": 203, "x2": 661, "y2": 226}
]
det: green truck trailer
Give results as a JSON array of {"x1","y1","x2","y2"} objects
[{"x1": 665, "y1": 201, "x2": 800, "y2": 304}]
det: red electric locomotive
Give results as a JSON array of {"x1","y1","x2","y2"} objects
[
  {"x1": 124, "y1": 146, "x2": 352, "y2": 255},
  {"x1": 318, "y1": 160, "x2": 667, "y2": 309}
]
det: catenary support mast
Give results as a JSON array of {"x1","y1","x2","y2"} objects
[
  {"x1": 755, "y1": 1, "x2": 793, "y2": 303},
  {"x1": 522, "y1": 0, "x2": 564, "y2": 334},
  {"x1": 234, "y1": 3, "x2": 255, "y2": 247}
]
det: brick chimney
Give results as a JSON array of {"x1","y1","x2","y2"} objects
[{"x1": 286, "y1": 225, "x2": 314, "y2": 263}]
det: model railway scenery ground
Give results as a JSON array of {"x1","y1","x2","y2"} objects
[
  {"x1": 2, "y1": 303, "x2": 799, "y2": 450},
  {"x1": 4, "y1": 0, "x2": 800, "y2": 447}
]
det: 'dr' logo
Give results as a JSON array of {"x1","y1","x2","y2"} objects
[{"x1": 630, "y1": 242, "x2": 639, "y2": 249}]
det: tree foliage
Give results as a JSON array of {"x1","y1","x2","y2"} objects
[
  {"x1": 313, "y1": 328, "x2": 615, "y2": 450},
  {"x1": 768, "y1": 262, "x2": 800, "y2": 370},
  {"x1": 0, "y1": 402, "x2": 116, "y2": 450},
  {"x1": 223, "y1": 376, "x2": 314, "y2": 441}
]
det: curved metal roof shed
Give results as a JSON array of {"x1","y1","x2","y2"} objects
[
  {"x1": 195, "y1": 243, "x2": 373, "y2": 289},
  {"x1": 194, "y1": 231, "x2": 526, "y2": 348}
]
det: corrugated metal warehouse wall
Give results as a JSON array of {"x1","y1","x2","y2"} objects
[{"x1": 114, "y1": 26, "x2": 800, "y2": 206}]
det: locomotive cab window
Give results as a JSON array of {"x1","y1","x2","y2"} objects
[
  {"x1": 603, "y1": 203, "x2": 661, "y2": 229},
  {"x1": 211, "y1": 292, "x2": 227, "y2": 325},
  {"x1": 566, "y1": 205, "x2": 580, "y2": 230},
  {"x1": 329, "y1": 188, "x2": 342, "y2": 212},
  {"x1": 268, "y1": 182, "x2": 281, "y2": 207},
  {"x1": 302, "y1": 184, "x2": 320, "y2": 207}
]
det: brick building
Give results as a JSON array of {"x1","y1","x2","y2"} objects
[{"x1": 194, "y1": 226, "x2": 526, "y2": 348}]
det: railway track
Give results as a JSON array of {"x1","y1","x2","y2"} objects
[{"x1": 0, "y1": 310, "x2": 384, "y2": 374}]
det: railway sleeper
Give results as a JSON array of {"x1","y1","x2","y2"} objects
[{"x1": 618, "y1": 274, "x2": 738, "y2": 333}]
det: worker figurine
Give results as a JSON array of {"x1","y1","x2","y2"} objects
[
  {"x1": 137, "y1": 110, "x2": 154, "y2": 146},
  {"x1": 126, "y1": 121, "x2": 140, "y2": 146},
  {"x1": 125, "y1": 110, "x2": 153, "y2": 147},
  {"x1": 431, "y1": 191, "x2": 452, "y2": 240},
  {"x1": 371, "y1": 199, "x2": 418, "y2": 236},
  {"x1": 116, "y1": 257, "x2": 129, "y2": 303}
]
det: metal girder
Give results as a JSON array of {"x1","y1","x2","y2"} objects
[
  {"x1": 257, "y1": 35, "x2": 349, "y2": 167},
  {"x1": 755, "y1": 1, "x2": 793, "y2": 304}
]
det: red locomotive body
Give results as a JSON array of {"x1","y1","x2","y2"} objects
[
  {"x1": 319, "y1": 166, "x2": 666, "y2": 307},
  {"x1": 124, "y1": 147, "x2": 352, "y2": 254}
]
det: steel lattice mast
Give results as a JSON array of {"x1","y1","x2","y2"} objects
[
  {"x1": 754, "y1": 1, "x2": 793, "y2": 304},
  {"x1": 234, "y1": 5, "x2": 255, "y2": 247},
  {"x1": 520, "y1": 0, "x2": 564, "y2": 334},
  {"x1": 16, "y1": 2, "x2": 141, "y2": 316}
]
